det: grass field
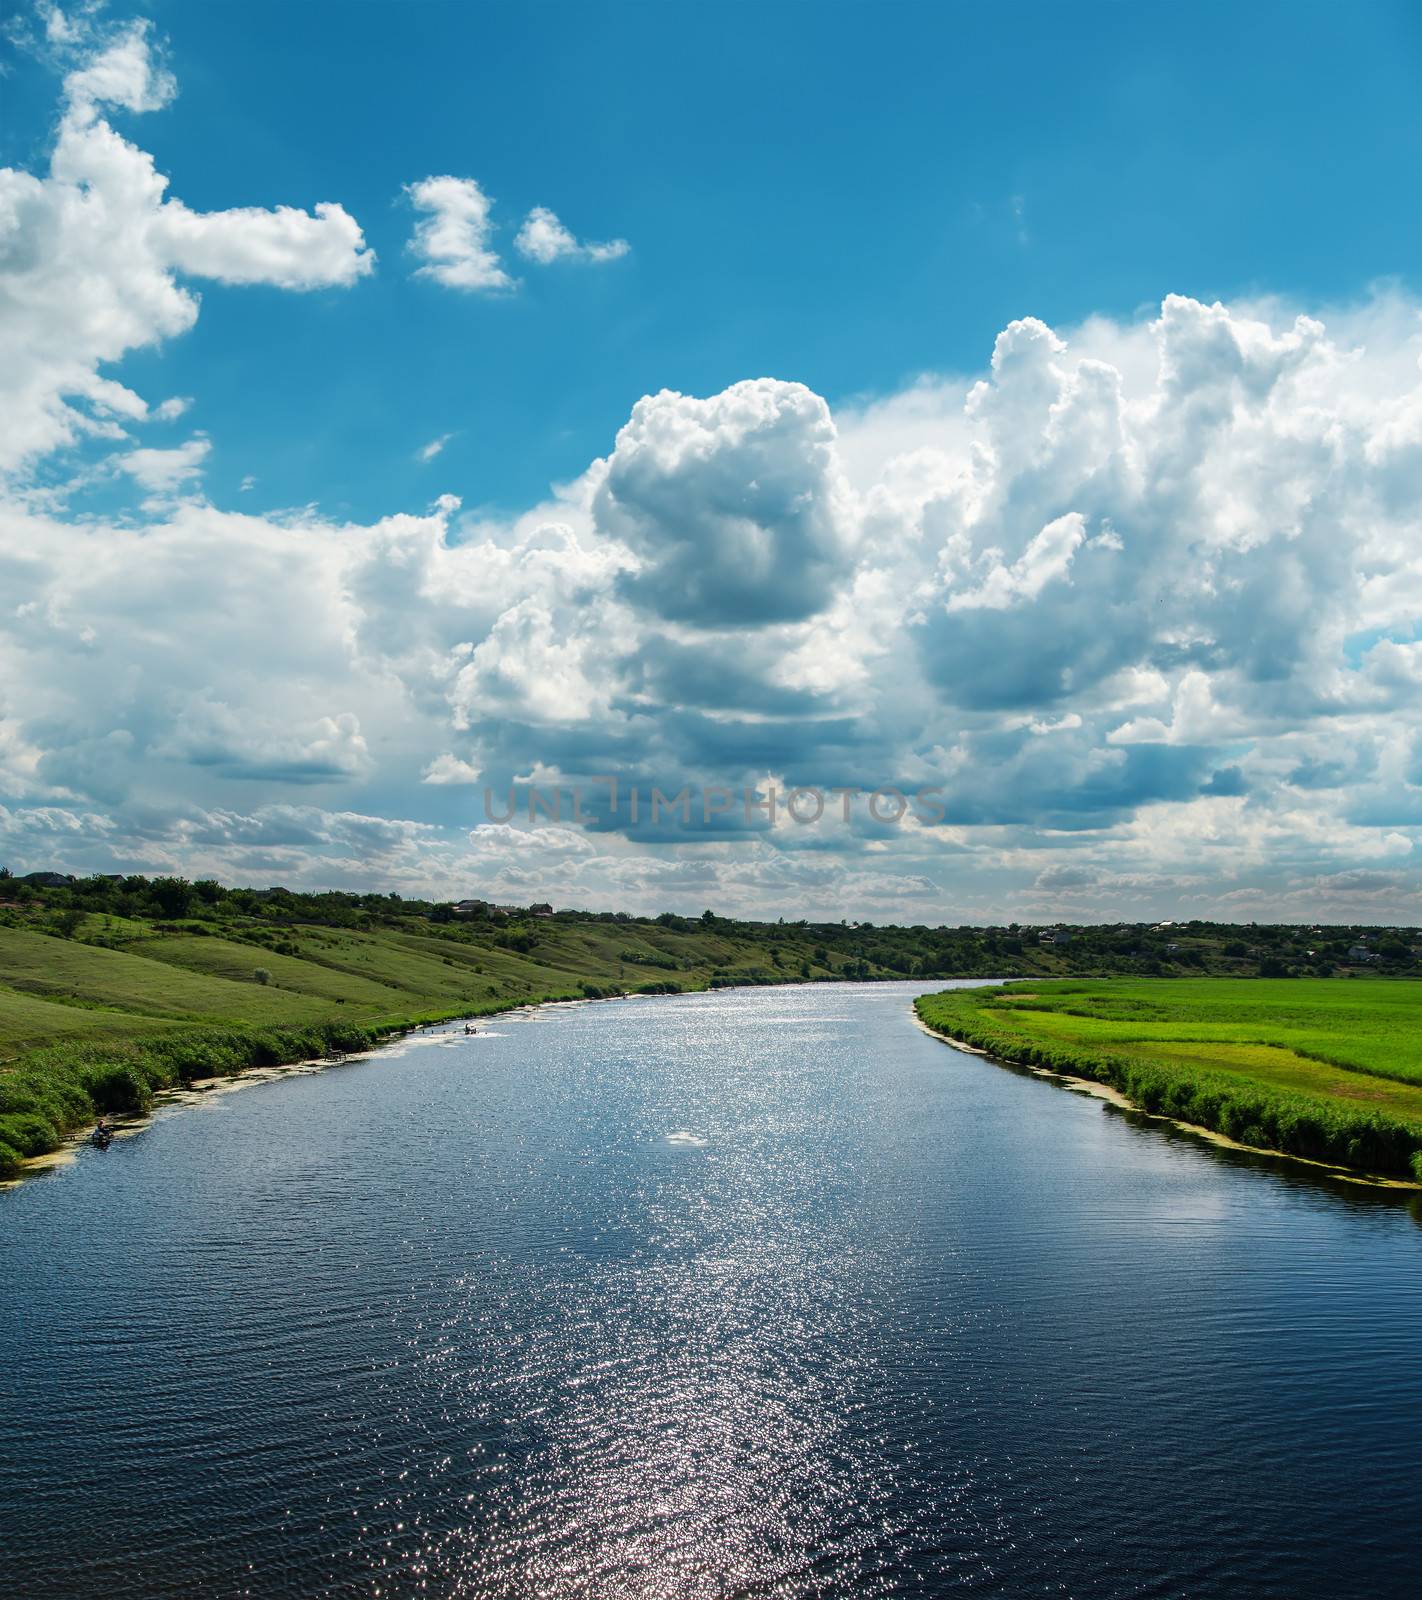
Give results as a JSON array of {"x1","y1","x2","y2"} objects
[{"x1": 916, "y1": 979, "x2": 1422, "y2": 1180}]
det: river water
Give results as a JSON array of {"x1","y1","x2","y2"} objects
[{"x1": 3, "y1": 981, "x2": 1420, "y2": 1598}]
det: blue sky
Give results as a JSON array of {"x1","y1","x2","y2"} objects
[
  {"x1": 0, "y1": 1, "x2": 1420, "y2": 922},
  {"x1": 7, "y1": 0, "x2": 1417, "y2": 520}
]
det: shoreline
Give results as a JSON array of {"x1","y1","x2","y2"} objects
[
  {"x1": 911, "y1": 1009, "x2": 1422, "y2": 1192},
  {"x1": 6, "y1": 979, "x2": 906, "y2": 1188},
  {"x1": 2, "y1": 1000, "x2": 559, "y2": 1186}
]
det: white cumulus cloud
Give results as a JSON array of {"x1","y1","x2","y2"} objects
[
  {"x1": 153, "y1": 200, "x2": 373, "y2": 289},
  {"x1": 593, "y1": 379, "x2": 856, "y2": 627},
  {"x1": 0, "y1": 19, "x2": 373, "y2": 476},
  {"x1": 117, "y1": 434, "x2": 211, "y2": 494},
  {"x1": 405, "y1": 176, "x2": 513, "y2": 292},
  {"x1": 514, "y1": 206, "x2": 629, "y2": 265}
]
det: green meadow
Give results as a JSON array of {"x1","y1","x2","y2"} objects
[{"x1": 916, "y1": 979, "x2": 1422, "y2": 1180}]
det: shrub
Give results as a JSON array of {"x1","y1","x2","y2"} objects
[
  {"x1": 80, "y1": 1062, "x2": 150, "y2": 1114},
  {"x1": 619, "y1": 949, "x2": 678, "y2": 971},
  {"x1": 0, "y1": 1111, "x2": 59, "y2": 1157}
]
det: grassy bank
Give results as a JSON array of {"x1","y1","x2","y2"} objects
[{"x1": 915, "y1": 979, "x2": 1422, "y2": 1180}]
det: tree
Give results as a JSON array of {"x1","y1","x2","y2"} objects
[
  {"x1": 149, "y1": 877, "x2": 194, "y2": 918},
  {"x1": 253, "y1": 968, "x2": 273, "y2": 986}
]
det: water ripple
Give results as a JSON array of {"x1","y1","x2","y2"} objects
[{"x1": 3, "y1": 983, "x2": 1421, "y2": 1598}]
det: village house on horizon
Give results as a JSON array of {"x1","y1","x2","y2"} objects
[{"x1": 451, "y1": 898, "x2": 555, "y2": 920}]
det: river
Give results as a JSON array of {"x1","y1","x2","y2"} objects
[{"x1": 3, "y1": 981, "x2": 1419, "y2": 1598}]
